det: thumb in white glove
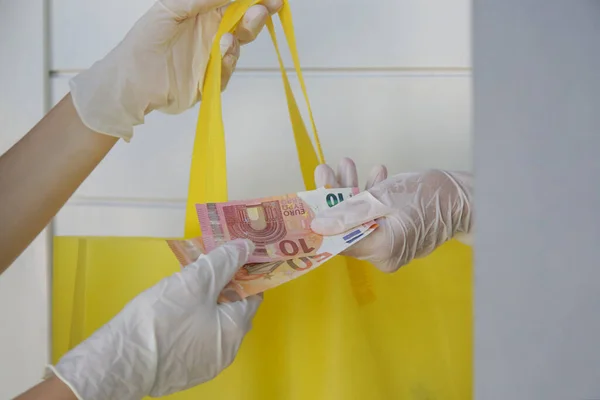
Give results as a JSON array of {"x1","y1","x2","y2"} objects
[
  {"x1": 71, "y1": 0, "x2": 283, "y2": 140},
  {"x1": 49, "y1": 239, "x2": 262, "y2": 400},
  {"x1": 312, "y1": 160, "x2": 473, "y2": 273}
]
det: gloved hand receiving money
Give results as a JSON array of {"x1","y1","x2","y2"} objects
[{"x1": 312, "y1": 159, "x2": 474, "y2": 273}]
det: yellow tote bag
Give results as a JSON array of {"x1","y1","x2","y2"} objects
[{"x1": 53, "y1": 2, "x2": 473, "y2": 399}]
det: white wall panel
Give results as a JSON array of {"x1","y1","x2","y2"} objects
[
  {"x1": 54, "y1": 198, "x2": 186, "y2": 237},
  {"x1": 0, "y1": 0, "x2": 50, "y2": 397},
  {"x1": 49, "y1": 0, "x2": 470, "y2": 71},
  {"x1": 52, "y1": 71, "x2": 471, "y2": 236},
  {"x1": 474, "y1": 2, "x2": 600, "y2": 399}
]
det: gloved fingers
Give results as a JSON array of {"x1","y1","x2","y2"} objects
[
  {"x1": 220, "y1": 33, "x2": 240, "y2": 91},
  {"x1": 340, "y1": 233, "x2": 378, "y2": 261},
  {"x1": 219, "y1": 294, "x2": 263, "y2": 333},
  {"x1": 336, "y1": 157, "x2": 359, "y2": 188},
  {"x1": 259, "y1": 0, "x2": 285, "y2": 14},
  {"x1": 159, "y1": 0, "x2": 230, "y2": 19},
  {"x1": 218, "y1": 33, "x2": 237, "y2": 57},
  {"x1": 234, "y1": 4, "x2": 269, "y2": 44},
  {"x1": 193, "y1": 239, "x2": 255, "y2": 300},
  {"x1": 311, "y1": 191, "x2": 394, "y2": 235},
  {"x1": 217, "y1": 0, "x2": 283, "y2": 88},
  {"x1": 241, "y1": 294, "x2": 262, "y2": 326},
  {"x1": 454, "y1": 231, "x2": 474, "y2": 246},
  {"x1": 235, "y1": 0, "x2": 284, "y2": 44},
  {"x1": 340, "y1": 233, "x2": 394, "y2": 272},
  {"x1": 340, "y1": 218, "x2": 401, "y2": 273},
  {"x1": 365, "y1": 165, "x2": 388, "y2": 190},
  {"x1": 314, "y1": 164, "x2": 340, "y2": 188}
]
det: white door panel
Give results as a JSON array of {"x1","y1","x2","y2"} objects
[
  {"x1": 0, "y1": 0, "x2": 50, "y2": 397},
  {"x1": 49, "y1": 0, "x2": 471, "y2": 71}
]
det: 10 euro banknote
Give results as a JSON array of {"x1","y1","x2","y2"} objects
[
  {"x1": 166, "y1": 229, "x2": 374, "y2": 303},
  {"x1": 196, "y1": 187, "x2": 367, "y2": 263},
  {"x1": 166, "y1": 187, "x2": 377, "y2": 302}
]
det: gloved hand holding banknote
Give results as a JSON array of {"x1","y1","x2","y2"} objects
[{"x1": 168, "y1": 186, "x2": 379, "y2": 302}]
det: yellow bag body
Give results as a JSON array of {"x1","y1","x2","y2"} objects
[{"x1": 52, "y1": 2, "x2": 472, "y2": 399}]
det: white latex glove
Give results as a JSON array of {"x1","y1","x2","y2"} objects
[
  {"x1": 48, "y1": 239, "x2": 262, "y2": 400},
  {"x1": 312, "y1": 159, "x2": 473, "y2": 273},
  {"x1": 70, "y1": 0, "x2": 283, "y2": 141},
  {"x1": 314, "y1": 157, "x2": 389, "y2": 192}
]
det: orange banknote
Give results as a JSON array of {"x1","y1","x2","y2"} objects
[{"x1": 167, "y1": 188, "x2": 378, "y2": 302}]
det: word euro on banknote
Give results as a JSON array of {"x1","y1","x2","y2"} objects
[
  {"x1": 196, "y1": 187, "x2": 373, "y2": 263},
  {"x1": 167, "y1": 231, "x2": 374, "y2": 303}
]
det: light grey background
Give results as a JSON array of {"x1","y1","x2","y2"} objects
[
  {"x1": 474, "y1": 1, "x2": 600, "y2": 399},
  {"x1": 0, "y1": 0, "x2": 471, "y2": 396}
]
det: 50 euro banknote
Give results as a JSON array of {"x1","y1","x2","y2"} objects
[
  {"x1": 167, "y1": 220, "x2": 377, "y2": 303},
  {"x1": 196, "y1": 187, "x2": 369, "y2": 263},
  {"x1": 166, "y1": 187, "x2": 378, "y2": 302}
]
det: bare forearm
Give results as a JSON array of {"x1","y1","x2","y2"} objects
[
  {"x1": 0, "y1": 94, "x2": 117, "y2": 274},
  {"x1": 14, "y1": 376, "x2": 77, "y2": 400}
]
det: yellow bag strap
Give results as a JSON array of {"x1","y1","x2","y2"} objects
[
  {"x1": 184, "y1": 0, "x2": 323, "y2": 237},
  {"x1": 69, "y1": 239, "x2": 88, "y2": 349},
  {"x1": 267, "y1": 17, "x2": 320, "y2": 192},
  {"x1": 271, "y1": 2, "x2": 325, "y2": 167}
]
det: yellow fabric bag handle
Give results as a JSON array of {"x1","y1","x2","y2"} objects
[
  {"x1": 183, "y1": 0, "x2": 374, "y2": 304},
  {"x1": 184, "y1": 0, "x2": 323, "y2": 237}
]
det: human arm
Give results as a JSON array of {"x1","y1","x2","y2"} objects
[
  {"x1": 0, "y1": 0, "x2": 282, "y2": 274},
  {"x1": 0, "y1": 95, "x2": 116, "y2": 274},
  {"x1": 313, "y1": 158, "x2": 473, "y2": 273},
  {"x1": 15, "y1": 240, "x2": 261, "y2": 400},
  {"x1": 15, "y1": 376, "x2": 77, "y2": 400}
]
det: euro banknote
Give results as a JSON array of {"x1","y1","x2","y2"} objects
[
  {"x1": 196, "y1": 187, "x2": 366, "y2": 263},
  {"x1": 167, "y1": 219, "x2": 377, "y2": 302},
  {"x1": 166, "y1": 187, "x2": 378, "y2": 302}
]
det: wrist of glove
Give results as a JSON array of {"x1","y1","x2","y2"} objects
[
  {"x1": 71, "y1": 0, "x2": 282, "y2": 141},
  {"x1": 312, "y1": 160, "x2": 473, "y2": 273},
  {"x1": 47, "y1": 240, "x2": 262, "y2": 400}
]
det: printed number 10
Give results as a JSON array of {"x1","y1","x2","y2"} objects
[
  {"x1": 326, "y1": 193, "x2": 344, "y2": 208},
  {"x1": 279, "y1": 238, "x2": 315, "y2": 256}
]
